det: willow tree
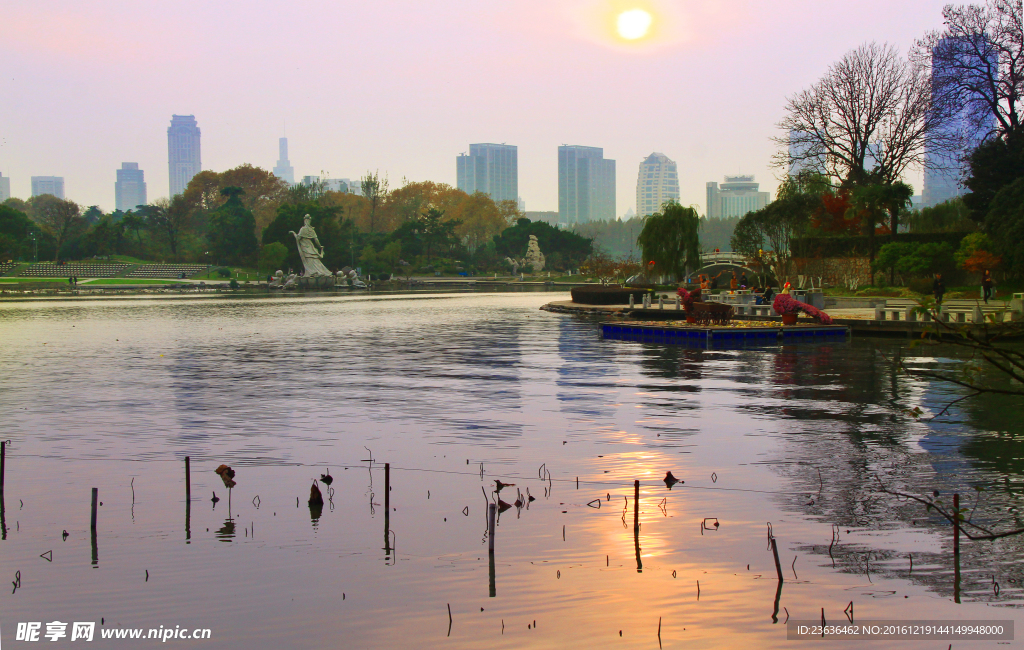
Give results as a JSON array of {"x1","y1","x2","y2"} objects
[{"x1": 636, "y1": 202, "x2": 700, "y2": 282}]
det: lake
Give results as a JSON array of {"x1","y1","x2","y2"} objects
[{"x1": 0, "y1": 291, "x2": 1021, "y2": 648}]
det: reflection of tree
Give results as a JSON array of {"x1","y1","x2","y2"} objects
[{"x1": 761, "y1": 341, "x2": 1024, "y2": 602}]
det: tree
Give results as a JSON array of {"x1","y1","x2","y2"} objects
[
  {"x1": 915, "y1": 0, "x2": 1023, "y2": 141},
  {"x1": 962, "y1": 126, "x2": 1024, "y2": 222},
  {"x1": 139, "y1": 196, "x2": 191, "y2": 260},
  {"x1": 260, "y1": 242, "x2": 289, "y2": 276},
  {"x1": 493, "y1": 218, "x2": 593, "y2": 269},
  {"x1": 453, "y1": 192, "x2": 505, "y2": 252},
  {"x1": 0, "y1": 204, "x2": 48, "y2": 262},
  {"x1": 905, "y1": 197, "x2": 976, "y2": 232},
  {"x1": 636, "y1": 202, "x2": 701, "y2": 282},
  {"x1": 83, "y1": 216, "x2": 124, "y2": 259},
  {"x1": 361, "y1": 170, "x2": 389, "y2": 233},
  {"x1": 379, "y1": 241, "x2": 402, "y2": 276},
  {"x1": 850, "y1": 181, "x2": 914, "y2": 283},
  {"x1": 775, "y1": 42, "x2": 948, "y2": 186},
  {"x1": 33, "y1": 197, "x2": 82, "y2": 262},
  {"x1": 732, "y1": 177, "x2": 818, "y2": 283},
  {"x1": 121, "y1": 211, "x2": 147, "y2": 256},
  {"x1": 984, "y1": 176, "x2": 1024, "y2": 274},
  {"x1": 207, "y1": 187, "x2": 258, "y2": 266}
]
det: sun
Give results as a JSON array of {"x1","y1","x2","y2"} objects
[{"x1": 616, "y1": 9, "x2": 652, "y2": 40}]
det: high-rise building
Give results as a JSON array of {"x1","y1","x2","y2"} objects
[
  {"x1": 636, "y1": 152, "x2": 680, "y2": 217},
  {"x1": 706, "y1": 175, "x2": 770, "y2": 219},
  {"x1": 456, "y1": 143, "x2": 518, "y2": 203},
  {"x1": 0, "y1": 173, "x2": 10, "y2": 202},
  {"x1": 167, "y1": 115, "x2": 201, "y2": 197},
  {"x1": 31, "y1": 176, "x2": 65, "y2": 199},
  {"x1": 273, "y1": 137, "x2": 295, "y2": 185},
  {"x1": 115, "y1": 163, "x2": 147, "y2": 212},
  {"x1": 558, "y1": 145, "x2": 615, "y2": 224},
  {"x1": 300, "y1": 176, "x2": 359, "y2": 194},
  {"x1": 922, "y1": 38, "x2": 997, "y2": 208}
]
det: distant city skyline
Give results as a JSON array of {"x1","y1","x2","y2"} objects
[
  {"x1": 456, "y1": 143, "x2": 518, "y2": 203},
  {"x1": 558, "y1": 145, "x2": 615, "y2": 224},
  {"x1": 115, "y1": 163, "x2": 147, "y2": 212},
  {"x1": 273, "y1": 137, "x2": 294, "y2": 186},
  {"x1": 167, "y1": 115, "x2": 201, "y2": 197},
  {"x1": 0, "y1": 1, "x2": 947, "y2": 212},
  {"x1": 706, "y1": 175, "x2": 771, "y2": 219},
  {"x1": 0, "y1": 173, "x2": 9, "y2": 202},
  {"x1": 636, "y1": 152, "x2": 679, "y2": 217},
  {"x1": 31, "y1": 176, "x2": 65, "y2": 200}
]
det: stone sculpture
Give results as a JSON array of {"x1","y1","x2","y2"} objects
[
  {"x1": 289, "y1": 214, "x2": 333, "y2": 277},
  {"x1": 524, "y1": 235, "x2": 545, "y2": 272}
]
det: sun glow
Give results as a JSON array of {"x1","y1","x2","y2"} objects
[{"x1": 616, "y1": 9, "x2": 652, "y2": 40}]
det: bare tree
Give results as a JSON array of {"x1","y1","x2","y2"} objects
[
  {"x1": 360, "y1": 170, "x2": 389, "y2": 233},
  {"x1": 915, "y1": 0, "x2": 1023, "y2": 141},
  {"x1": 775, "y1": 42, "x2": 950, "y2": 186},
  {"x1": 33, "y1": 197, "x2": 82, "y2": 261}
]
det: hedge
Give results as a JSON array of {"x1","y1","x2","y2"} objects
[
  {"x1": 570, "y1": 285, "x2": 653, "y2": 305},
  {"x1": 792, "y1": 232, "x2": 971, "y2": 258}
]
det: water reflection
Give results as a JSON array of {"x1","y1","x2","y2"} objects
[{"x1": 1, "y1": 293, "x2": 1023, "y2": 648}]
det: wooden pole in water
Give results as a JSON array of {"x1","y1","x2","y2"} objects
[
  {"x1": 488, "y1": 502, "x2": 496, "y2": 552},
  {"x1": 953, "y1": 493, "x2": 960, "y2": 554},
  {"x1": 634, "y1": 480, "x2": 643, "y2": 573},
  {"x1": 90, "y1": 488, "x2": 98, "y2": 532},
  {"x1": 184, "y1": 457, "x2": 191, "y2": 542},
  {"x1": 771, "y1": 537, "x2": 784, "y2": 583},
  {"x1": 384, "y1": 463, "x2": 391, "y2": 558}
]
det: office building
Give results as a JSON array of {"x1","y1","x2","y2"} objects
[
  {"x1": 300, "y1": 176, "x2": 359, "y2": 194},
  {"x1": 31, "y1": 176, "x2": 65, "y2": 199},
  {"x1": 706, "y1": 175, "x2": 770, "y2": 219},
  {"x1": 167, "y1": 115, "x2": 201, "y2": 197},
  {"x1": 922, "y1": 38, "x2": 997, "y2": 207},
  {"x1": 636, "y1": 153, "x2": 680, "y2": 217},
  {"x1": 456, "y1": 143, "x2": 518, "y2": 202},
  {"x1": 0, "y1": 173, "x2": 9, "y2": 202},
  {"x1": 273, "y1": 137, "x2": 295, "y2": 185},
  {"x1": 115, "y1": 163, "x2": 147, "y2": 212},
  {"x1": 558, "y1": 145, "x2": 615, "y2": 224}
]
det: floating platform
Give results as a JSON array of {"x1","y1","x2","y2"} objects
[{"x1": 601, "y1": 321, "x2": 849, "y2": 348}]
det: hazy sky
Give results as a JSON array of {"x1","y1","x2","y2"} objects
[{"x1": 1, "y1": 0, "x2": 955, "y2": 216}]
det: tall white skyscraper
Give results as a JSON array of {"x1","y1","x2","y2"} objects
[
  {"x1": 0, "y1": 173, "x2": 10, "y2": 202},
  {"x1": 636, "y1": 153, "x2": 680, "y2": 217},
  {"x1": 167, "y1": 115, "x2": 201, "y2": 197},
  {"x1": 31, "y1": 176, "x2": 65, "y2": 199},
  {"x1": 456, "y1": 143, "x2": 518, "y2": 203},
  {"x1": 273, "y1": 137, "x2": 295, "y2": 185},
  {"x1": 706, "y1": 176, "x2": 770, "y2": 219},
  {"x1": 558, "y1": 145, "x2": 616, "y2": 224},
  {"x1": 115, "y1": 163, "x2": 147, "y2": 211}
]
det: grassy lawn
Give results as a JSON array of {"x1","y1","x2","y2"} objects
[{"x1": 189, "y1": 267, "x2": 260, "y2": 281}]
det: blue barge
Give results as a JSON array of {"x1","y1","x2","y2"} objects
[{"x1": 601, "y1": 322, "x2": 849, "y2": 348}]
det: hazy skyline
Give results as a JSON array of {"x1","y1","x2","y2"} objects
[{"x1": 1, "y1": 0, "x2": 953, "y2": 215}]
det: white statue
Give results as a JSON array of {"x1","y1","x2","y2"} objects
[
  {"x1": 289, "y1": 214, "x2": 333, "y2": 277},
  {"x1": 525, "y1": 235, "x2": 545, "y2": 272},
  {"x1": 269, "y1": 270, "x2": 285, "y2": 288}
]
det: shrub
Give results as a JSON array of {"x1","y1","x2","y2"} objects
[
  {"x1": 215, "y1": 267, "x2": 231, "y2": 278},
  {"x1": 229, "y1": 278, "x2": 240, "y2": 289}
]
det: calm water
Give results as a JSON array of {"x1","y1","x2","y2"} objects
[{"x1": 0, "y1": 292, "x2": 1022, "y2": 648}]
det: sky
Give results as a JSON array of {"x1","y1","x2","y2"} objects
[{"x1": 0, "y1": 0, "x2": 956, "y2": 216}]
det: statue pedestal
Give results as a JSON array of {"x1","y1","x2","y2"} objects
[{"x1": 297, "y1": 276, "x2": 335, "y2": 291}]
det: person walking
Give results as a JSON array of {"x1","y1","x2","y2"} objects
[
  {"x1": 933, "y1": 273, "x2": 945, "y2": 305},
  {"x1": 982, "y1": 269, "x2": 994, "y2": 303}
]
